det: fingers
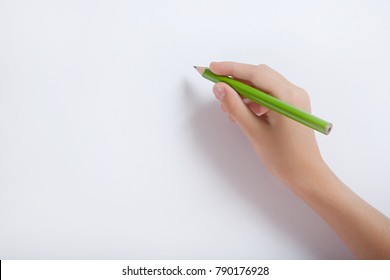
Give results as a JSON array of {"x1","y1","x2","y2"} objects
[
  {"x1": 247, "y1": 102, "x2": 269, "y2": 116},
  {"x1": 210, "y1": 61, "x2": 293, "y2": 99},
  {"x1": 210, "y1": 61, "x2": 258, "y2": 82},
  {"x1": 212, "y1": 82, "x2": 266, "y2": 133},
  {"x1": 222, "y1": 98, "x2": 268, "y2": 118}
]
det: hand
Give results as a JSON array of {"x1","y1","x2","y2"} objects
[
  {"x1": 210, "y1": 61, "x2": 326, "y2": 188},
  {"x1": 209, "y1": 61, "x2": 390, "y2": 259}
]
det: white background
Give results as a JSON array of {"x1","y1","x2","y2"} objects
[{"x1": 0, "y1": 0, "x2": 389, "y2": 259}]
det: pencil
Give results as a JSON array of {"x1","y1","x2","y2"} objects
[{"x1": 194, "y1": 66, "x2": 333, "y2": 135}]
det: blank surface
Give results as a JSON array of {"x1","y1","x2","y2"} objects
[{"x1": 1, "y1": 0, "x2": 389, "y2": 259}]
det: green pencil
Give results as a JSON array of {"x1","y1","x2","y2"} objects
[{"x1": 194, "y1": 66, "x2": 333, "y2": 135}]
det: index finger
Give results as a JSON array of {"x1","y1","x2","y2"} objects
[
  {"x1": 209, "y1": 61, "x2": 258, "y2": 81},
  {"x1": 209, "y1": 61, "x2": 292, "y2": 98}
]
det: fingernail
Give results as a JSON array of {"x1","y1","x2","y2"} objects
[
  {"x1": 213, "y1": 85, "x2": 226, "y2": 101},
  {"x1": 255, "y1": 107, "x2": 263, "y2": 116}
]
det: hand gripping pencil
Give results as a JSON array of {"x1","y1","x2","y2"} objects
[{"x1": 194, "y1": 66, "x2": 333, "y2": 135}]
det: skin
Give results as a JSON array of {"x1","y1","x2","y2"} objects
[{"x1": 209, "y1": 61, "x2": 390, "y2": 259}]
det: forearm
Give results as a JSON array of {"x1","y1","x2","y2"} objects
[{"x1": 289, "y1": 162, "x2": 390, "y2": 259}]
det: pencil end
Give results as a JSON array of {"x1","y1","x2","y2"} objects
[{"x1": 325, "y1": 123, "x2": 333, "y2": 135}]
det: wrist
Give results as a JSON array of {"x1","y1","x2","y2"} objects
[{"x1": 284, "y1": 157, "x2": 334, "y2": 197}]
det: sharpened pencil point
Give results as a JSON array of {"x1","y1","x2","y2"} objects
[{"x1": 193, "y1": 66, "x2": 206, "y2": 75}]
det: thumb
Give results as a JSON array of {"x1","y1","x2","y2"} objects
[{"x1": 213, "y1": 82, "x2": 262, "y2": 133}]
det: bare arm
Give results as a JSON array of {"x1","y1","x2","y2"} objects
[
  {"x1": 293, "y1": 159, "x2": 390, "y2": 259},
  {"x1": 209, "y1": 61, "x2": 390, "y2": 259}
]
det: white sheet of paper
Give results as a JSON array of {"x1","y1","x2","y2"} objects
[{"x1": 1, "y1": 0, "x2": 389, "y2": 259}]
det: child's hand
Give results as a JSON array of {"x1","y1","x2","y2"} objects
[{"x1": 210, "y1": 61, "x2": 325, "y2": 188}]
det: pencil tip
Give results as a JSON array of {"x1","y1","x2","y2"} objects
[
  {"x1": 193, "y1": 66, "x2": 197, "y2": 69},
  {"x1": 194, "y1": 66, "x2": 206, "y2": 75}
]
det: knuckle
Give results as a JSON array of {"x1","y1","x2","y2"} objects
[
  {"x1": 257, "y1": 63, "x2": 269, "y2": 69},
  {"x1": 297, "y1": 87, "x2": 310, "y2": 100},
  {"x1": 256, "y1": 64, "x2": 270, "y2": 72},
  {"x1": 244, "y1": 65, "x2": 258, "y2": 80},
  {"x1": 290, "y1": 86, "x2": 311, "y2": 110},
  {"x1": 252, "y1": 64, "x2": 270, "y2": 79}
]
